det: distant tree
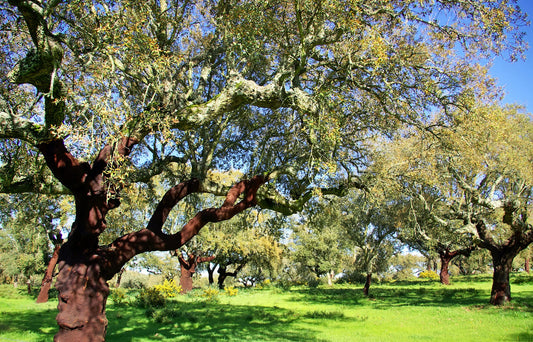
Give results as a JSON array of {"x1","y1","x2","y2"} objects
[
  {"x1": 175, "y1": 250, "x2": 215, "y2": 293},
  {"x1": 292, "y1": 200, "x2": 347, "y2": 285},
  {"x1": 0, "y1": 194, "x2": 59, "y2": 291},
  {"x1": 201, "y1": 211, "x2": 283, "y2": 289},
  {"x1": 380, "y1": 104, "x2": 533, "y2": 304},
  {"x1": 341, "y1": 193, "x2": 400, "y2": 295}
]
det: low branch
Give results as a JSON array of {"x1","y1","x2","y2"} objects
[{"x1": 100, "y1": 175, "x2": 267, "y2": 278}]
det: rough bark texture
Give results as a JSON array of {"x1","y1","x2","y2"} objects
[
  {"x1": 438, "y1": 247, "x2": 474, "y2": 285},
  {"x1": 489, "y1": 250, "x2": 515, "y2": 305},
  {"x1": 178, "y1": 253, "x2": 215, "y2": 293},
  {"x1": 35, "y1": 136, "x2": 267, "y2": 341},
  {"x1": 526, "y1": 257, "x2": 530, "y2": 274},
  {"x1": 36, "y1": 244, "x2": 61, "y2": 303}
]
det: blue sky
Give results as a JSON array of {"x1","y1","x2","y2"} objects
[{"x1": 489, "y1": 0, "x2": 532, "y2": 112}]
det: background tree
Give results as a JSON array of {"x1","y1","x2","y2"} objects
[
  {"x1": 0, "y1": 194, "x2": 60, "y2": 291},
  {"x1": 0, "y1": 0, "x2": 527, "y2": 339},
  {"x1": 340, "y1": 192, "x2": 400, "y2": 295},
  {"x1": 292, "y1": 199, "x2": 347, "y2": 285},
  {"x1": 380, "y1": 104, "x2": 533, "y2": 303},
  {"x1": 200, "y1": 210, "x2": 283, "y2": 289}
]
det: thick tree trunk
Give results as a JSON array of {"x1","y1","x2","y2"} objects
[
  {"x1": 54, "y1": 244, "x2": 110, "y2": 342},
  {"x1": 178, "y1": 253, "x2": 215, "y2": 293},
  {"x1": 217, "y1": 266, "x2": 228, "y2": 290},
  {"x1": 490, "y1": 250, "x2": 515, "y2": 305},
  {"x1": 180, "y1": 264, "x2": 194, "y2": 293},
  {"x1": 37, "y1": 138, "x2": 266, "y2": 341},
  {"x1": 36, "y1": 244, "x2": 61, "y2": 303},
  {"x1": 363, "y1": 273, "x2": 372, "y2": 296},
  {"x1": 440, "y1": 256, "x2": 451, "y2": 285}
]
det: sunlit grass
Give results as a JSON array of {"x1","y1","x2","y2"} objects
[{"x1": 0, "y1": 273, "x2": 532, "y2": 341}]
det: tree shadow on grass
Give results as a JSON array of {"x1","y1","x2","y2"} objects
[
  {"x1": 106, "y1": 300, "x2": 329, "y2": 342},
  {"x1": 289, "y1": 285, "x2": 533, "y2": 315},
  {"x1": 290, "y1": 286, "x2": 490, "y2": 309},
  {"x1": 0, "y1": 306, "x2": 57, "y2": 341},
  {"x1": 510, "y1": 329, "x2": 533, "y2": 341}
]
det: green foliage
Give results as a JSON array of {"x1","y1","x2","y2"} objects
[
  {"x1": 109, "y1": 288, "x2": 128, "y2": 306},
  {"x1": 418, "y1": 270, "x2": 440, "y2": 280},
  {"x1": 136, "y1": 287, "x2": 166, "y2": 308}
]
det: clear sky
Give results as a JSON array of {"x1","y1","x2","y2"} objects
[{"x1": 489, "y1": 0, "x2": 533, "y2": 112}]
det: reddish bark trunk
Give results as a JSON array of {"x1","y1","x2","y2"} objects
[
  {"x1": 178, "y1": 253, "x2": 215, "y2": 293},
  {"x1": 363, "y1": 273, "x2": 372, "y2": 296},
  {"x1": 438, "y1": 246, "x2": 475, "y2": 285},
  {"x1": 440, "y1": 256, "x2": 451, "y2": 285},
  {"x1": 36, "y1": 244, "x2": 61, "y2": 303},
  {"x1": 37, "y1": 138, "x2": 267, "y2": 341},
  {"x1": 525, "y1": 256, "x2": 530, "y2": 274}
]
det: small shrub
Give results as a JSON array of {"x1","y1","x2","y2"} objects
[
  {"x1": 154, "y1": 279, "x2": 181, "y2": 298},
  {"x1": 418, "y1": 270, "x2": 439, "y2": 280},
  {"x1": 151, "y1": 307, "x2": 182, "y2": 324},
  {"x1": 122, "y1": 278, "x2": 146, "y2": 290},
  {"x1": 224, "y1": 286, "x2": 238, "y2": 296},
  {"x1": 275, "y1": 278, "x2": 293, "y2": 290},
  {"x1": 201, "y1": 287, "x2": 220, "y2": 302},
  {"x1": 137, "y1": 287, "x2": 166, "y2": 308},
  {"x1": 307, "y1": 277, "x2": 321, "y2": 288},
  {"x1": 110, "y1": 288, "x2": 128, "y2": 306}
]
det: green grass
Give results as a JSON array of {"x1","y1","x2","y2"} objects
[{"x1": 1, "y1": 274, "x2": 532, "y2": 341}]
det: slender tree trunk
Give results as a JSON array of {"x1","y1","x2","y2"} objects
[
  {"x1": 438, "y1": 247, "x2": 475, "y2": 285},
  {"x1": 363, "y1": 273, "x2": 372, "y2": 296},
  {"x1": 456, "y1": 259, "x2": 467, "y2": 276},
  {"x1": 36, "y1": 244, "x2": 61, "y2": 303},
  {"x1": 525, "y1": 256, "x2": 530, "y2": 274},
  {"x1": 207, "y1": 264, "x2": 216, "y2": 285},
  {"x1": 115, "y1": 268, "x2": 124, "y2": 288}
]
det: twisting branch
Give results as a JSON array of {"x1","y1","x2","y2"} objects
[{"x1": 100, "y1": 175, "x2": 267, "y2": 278}]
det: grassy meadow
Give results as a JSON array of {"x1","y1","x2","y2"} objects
[{"x1": 0, "y1": 274, "x2": 532, "y2": 341}]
